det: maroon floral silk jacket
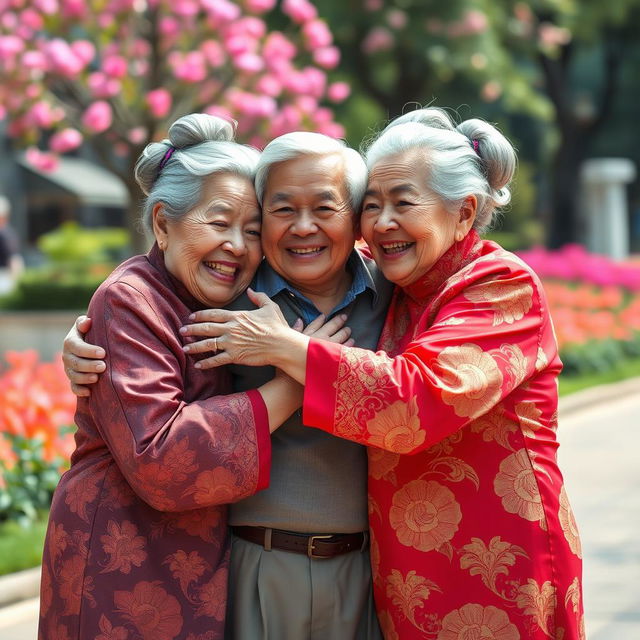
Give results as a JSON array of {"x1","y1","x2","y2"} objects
[{"x1": 39, "y1": 245, "x2": 271, "y2": 640}]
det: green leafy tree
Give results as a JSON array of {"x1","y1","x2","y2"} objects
[
  {"x1": 318, "y1": 0, "x2": 640, "y2": 247},
  {"x1": 499, "y1": 0, "x2": 640, "y2": 248}
]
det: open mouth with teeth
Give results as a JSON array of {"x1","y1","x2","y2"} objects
[
  {"x1": 203, "y1": 261, "x2": 239, "y2": 282},
  {"x1": 287, "y1": 246, "x2": 326, "y2": 257},
  {"x1": 380, "y1": 241, "x2": 414, "y2": 255}
]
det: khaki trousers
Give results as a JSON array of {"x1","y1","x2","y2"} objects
[{"x1": 226, "y1": 534, "x2": 382, "y2": 640}]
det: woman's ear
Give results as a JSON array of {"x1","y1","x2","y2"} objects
[
  {"x1": 455, "y1": 195, "x2": 477, "y2": 241},
  {"x1": 152, "y1": 203, "x2": 169, "y2": 250}
]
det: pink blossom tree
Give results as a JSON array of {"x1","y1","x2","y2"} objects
[{"x1": 0, "y1": 0, "x2": 349, "y2": 251}]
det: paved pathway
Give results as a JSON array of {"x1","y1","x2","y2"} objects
[
  {"x1": 558, "y1": 384, "x2": 640, "y2": 639},
  {"x1": 1, "y1": 380, "x2": 639, "y2": 639}
]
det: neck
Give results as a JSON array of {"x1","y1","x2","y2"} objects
[{"x1": 294, "y1": 270, "x2": 352, "y2": 315}]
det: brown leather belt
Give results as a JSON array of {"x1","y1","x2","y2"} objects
[{"x1": 232, "y1": 526, "x2": 369, "y2": 559}]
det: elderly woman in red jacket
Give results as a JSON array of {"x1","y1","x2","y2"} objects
[
  {"x1": 38, "y1": 113, "x2": 311, "y2": 640},
  {"x1": 183, "y1": 108, "x2": 585, "y2": 640}
]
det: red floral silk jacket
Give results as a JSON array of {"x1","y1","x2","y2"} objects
[
  {"x1": 39, "y1": 245, "x2": 271, "y2": 640},
  {"x1": 304, "y1": 232, "x2": 584, "y2": 639}
]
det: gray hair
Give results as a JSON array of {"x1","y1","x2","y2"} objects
[
  {"x1": 135, "y1": 113, "x2": 260, "y2": 233},
  {"x1": 363, "y1": 108, "x2": 517, "y2": 232},
  {"x1": 254, "y1": 132, "x2": 368, "y2": 212}
]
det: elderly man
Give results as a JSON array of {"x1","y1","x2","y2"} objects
[{"x1": 62, "y1": 132, "x2": 392, "y2": 639}]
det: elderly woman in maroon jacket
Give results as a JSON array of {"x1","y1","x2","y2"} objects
[{"x1": 38, "y1": 114, "x2": 308, "y2": 640}]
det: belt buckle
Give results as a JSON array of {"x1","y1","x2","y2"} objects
[{"x1": 307, "y1": 534, "x2": 333, "y2": 558}]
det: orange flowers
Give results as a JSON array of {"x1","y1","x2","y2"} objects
[
  {"x1": 0, "y1": 350, "x2": 76, "y2": 464},
  {"x1": 0, "y1": 350, "x2": 77, "y2": 521},
  {"x1": 543, "y1": 281, "x2": 635, "y2": 350}
]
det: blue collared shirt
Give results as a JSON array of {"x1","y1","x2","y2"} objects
[{"x1": 253, "y1": 251, "x2": 379, "y2": 325}]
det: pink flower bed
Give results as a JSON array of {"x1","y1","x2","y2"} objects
[{"x1": 518, "y1": 246, "x2": 640, "y2": 353}]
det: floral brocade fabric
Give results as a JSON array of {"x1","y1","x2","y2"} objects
[
  {"x1": 303, "y1": 231, "x2": 584, "y2": 639},
  {"x1": 39, "y1": 246, "x2": 271, "y2": 640}
]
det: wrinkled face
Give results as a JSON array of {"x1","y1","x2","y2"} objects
[
  {"x1": 261, "y1": 153, "x2": 357, "y2": 293},
  {"x1": 154, "y1": 172, "x2": 262, "y2": 307},
  {"x1": 361, "y1": 149, "x2": 474, "y2": 287}
]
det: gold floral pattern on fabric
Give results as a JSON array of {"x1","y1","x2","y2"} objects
[
  {"x1": 370, "y1": 529, "x2": 381, "y2": 584},
  {"x1": 535, "y1": 347, "x2": 549, "y2": 372},
  {"x1": 559, "y1": 486, "x2": 582, "y2": 558},
  {"x1": 464, "y1": 280, "x2": 533, "y2": 326},
  {"x1": 515, "y1": 401, "x2": 543, "y2": 439},
  {"x1": 494, "y1": 450, "x2": 545, "y2": 527},
  {"x1": 366, "y1": 397, "x2": 425, "y2": 453},
  {"x1": 389, "y1": 480, "x2": 462, "y2": 552},
  {"x1": 369, "y1": 447, "x2": 400, "y2": 483},
  {"x1": 386, "y1": 569, "x2": 441, "y2": 631},
  {"x1": 426, "y1": 456, "x2": 480, "y2": 490},
  {"x1": 459, "y1": 536, "x2": 529, "y2": 597},
  {"x1": 516, "y1": 579, "x2": 556, "y2": 637},
  {"x1": 378, "y1": 297, "x2": 411, "y2": 354},
  {"x1": 565, "y1": 578, "x2": 586, "y2": 640},
  {"x1": 99, "y1": 520, "x2": 147, "y2": 574},
  {"x1": 438, "y1": 316, "x2": 467, "y2": 326},
  {"x1": 496, "y1": 344, "x2": 529, "y2": 390},
  {"x1": 549, "y1": 410, "x2": 558, "y2": 434},
  {"x1": 114, "y1": 581, "x2": 183, "y2": 640},
  {"x1": 435, "y1": 343, "x2": 503, "y2": 418},
  {"x1": 369, "y1": 495, "x2": 383, "y2": 523},
  {"x1": 334, "y1": 348, "x2": 398, "y2": 437},
  {"x1": 437, "y1": 603, "x2": 520, "y2": 640},
  {"x1": 471, "y1": 405, "x2": 517, "y2": 451},
  {"x1": 377, "y1": 610, "x2": 400, "y2": 640}
]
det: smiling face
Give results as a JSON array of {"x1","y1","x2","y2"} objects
[
  {"x1": 261, "y1": 152, "x2": 357, "y2": 296},
  {"x1": 153, "y1": 172, "x2": 262, "y2": 308},
  {"x1": 361, "y1": 149, "x2": 476, "y2": 288}
]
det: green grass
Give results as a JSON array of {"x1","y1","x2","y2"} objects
[
  {"x1": 0, "y1": 516, "x2": 48, "y2": 576},
  {"x1": 559, "y1": 356, "x2": 640, "y2": 396}
]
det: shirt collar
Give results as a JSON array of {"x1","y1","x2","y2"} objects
[{"x1": 254, "y1": 250, "x2": 379, "y2": 317}]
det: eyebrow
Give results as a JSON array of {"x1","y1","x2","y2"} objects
[
  {"x1": 267, "y1": 190, "x2": 341, "y2": 205},
  {"x1": 365, "y1": 183, "x2": 419, "y2": 198}
]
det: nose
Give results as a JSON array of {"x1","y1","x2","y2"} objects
[
  {"x1": 290, "y1": 209, "x2": 318, "y2": 236},
  {"x1": 373, "y1": 204, "x2": 398, "y2": 233},
  {"x1": 222, "y1": 228, "x2": 248, "y2": 256}
]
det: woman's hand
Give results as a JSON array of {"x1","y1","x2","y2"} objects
[
  {"x1": 62, "y1": 315, "x2": 106, "y2": 397},
  {"x1": 181, "y1": 289, "x2": 298, "y2": 369},
  {"x1": 181, "y1": 289, "x2": 353, "y2": 371}
]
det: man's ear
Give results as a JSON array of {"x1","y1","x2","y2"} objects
[
  {"x1": 353, "y1": 214, "x2": 362, "y2": 242},
  {"x1": 152, "y1": 203, "x2": 169, "y2": 249}
]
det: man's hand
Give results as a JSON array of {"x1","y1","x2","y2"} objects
[{"x1": 62, "y1": 315, "x2": 106, "y2": 397}]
